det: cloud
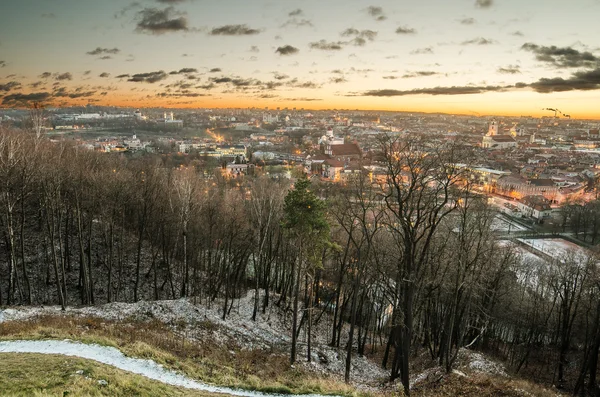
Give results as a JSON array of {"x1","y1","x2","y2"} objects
[
  {"x1": 309, "y1": 40, "x2": 344, "y2": 51},
  {"x1": 0, "y1": 81, "x2": 21, "y2": 91},
  {"x1": 288, "y1": 9, "x2": 303, "y2": 17},
  {"x1": 2, "y1": 92, "x2": 52, "y2": 105},
  {"x1": 208, "y1": 68, "x2": 221, "y2": 73},
  {"x1": 329, "y1": 77, "x2": 347, "y2": 84},
  {"x1": 156, "y1": 0, "x2": 187, "y2": 3},
  {"x1": 39, "y1": 72, "x2": 52, "y2": 79},
  {"x1": 528, "y1": 67, "x2": 600, "y2": 93},
  {"x1": 135, "y1": 7, "x2": 189, "y2": 34},
  {"x1": 341, "y1": 29, "x2": 377, "y2": 46},
  {"x1": 273, "y1": 73, "x2": 289, "y2": 80},
  {"x1": 521, "y1": 43, "x2": 600, "y2": 68},
  {"x1": 395, "y1": 26, "x2": 416, "y2": 34},
  {"x1": 56, "y1": 72, "x2": 73, "y2": 81},
  {"x1": 497, "y1": 65, "x2": 521, "y2": 74},
  {"x1": 99, "y1": 72, "x2": 110, "y2": 78},
  {"x1": 249, "y1": 46, "x2": 260, "y2": 53},
  {"x1": 210, "y1": 24, "x2": 260, "y2": 36},
  {"x1": 461, "y1": 37, "x2": 495, "y2": 45},
  {"x1": 0, "y1": 61, "x2": 5, "y2": 68},
  {"x1": 128, "y1": 70, "x2": 168, "y2": 83},
  {"x1": 210, "y1": 76, "x2": 262, "y2": 88},
  {"x1": 360, "y1": 85, "x2": 509, "y2": 96},
  {"x1": 411, "y1": 47, "x2": 434, "y2": 55},
  {"x1": 116, "y1": 74, "x2": 130, "y2": 79},
  {"x1": 383, "y1": 76, "x2": 398, "y2": 80},
  {"x1": 402, "y1": 71, "x2": 439, "y2": 78},
  {"x1": 53, "y1": 87, "x2": 96, "y2": 99},
  {"x1": 276, "y1": 45, "x2": 299, "y2": 55},
  {"x1": 475, "y1": 0, "x2": 493, "y2": 9},
  {"x1": 366, "y1": 6, "x2": 386, "y2": 21},
  {"x1": 285, "y1": 97, "x2": 323, "y2": 101},
  {"x1": 281, "y1": 18, "x2": 313, "y2": 28},
  {"x1": 459, "y1": 17, "x2": 476, "y2": 25},
  {"x1": 86, "y1": 47, "x2": 120, "y2": 56},
  {"x1": 511, "y1": 31, "x2": 524, "y2": 37},
  {"x1": 169, "y1": 68, "x2": 198, "y2": 74}
]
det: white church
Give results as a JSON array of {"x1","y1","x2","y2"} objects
[{"x1": 481, "y1": 121, "x2": 518, "y2": 149}]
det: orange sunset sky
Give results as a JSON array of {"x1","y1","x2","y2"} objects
[{"x1": 1, "y1": 0, "x2": 599, "y2": 119}]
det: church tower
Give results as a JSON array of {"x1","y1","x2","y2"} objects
[{"x1": 487, "y1": 120, "x2": 498, "y2": 136}]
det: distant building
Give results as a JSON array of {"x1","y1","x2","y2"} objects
[
  {"x1": 482, "y1": 121, "x2": 517, "y2": 149},
  {"x1": 517, "y1": 195, "x2": 552, "y2": 219}
]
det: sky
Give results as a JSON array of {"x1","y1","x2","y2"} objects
[{"x1": 1, "y1": 0, "x2": 599, "y2": 118}]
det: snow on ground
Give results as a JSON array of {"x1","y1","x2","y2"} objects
[
  {"x1": 490, "y1": 216, "x2": 529, "y2": 232},
  {"x1": 0, "y1": 339, "x2": 338, "y2": 397},
  {"x1": 0, "y1": 290, "x2": 388, "y2": 388},
  {"x1": 517, "y1": 238, "x2": 591, "y2": 262},
  {"x1": 458, "y1": 349, "x2": 508, "y2": 377}
]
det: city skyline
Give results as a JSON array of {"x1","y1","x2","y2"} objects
[{"x1": 1, "y1": 0, "x2": 600, "y2": 118}]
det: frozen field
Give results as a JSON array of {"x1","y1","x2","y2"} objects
[{"x1": 517, "y1": 238, "x2": 590, "y2": 261}]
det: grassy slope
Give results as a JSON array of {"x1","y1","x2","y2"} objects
[
  {"x1": 0, "y1": 353, "x2": 216, "y2": 397},
  {"x1": 0, "y1": 316, "x2": 372, "y2": 397}
]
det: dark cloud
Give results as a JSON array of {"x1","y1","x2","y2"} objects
[
  {"x1": 395, "y1": 26, "x2": 416, "y2": 34},
  {"x1": 475, "y1": 0, "x2": 493, "y2": 9},
  {"x1": 249, "y1": 46, "x2": 260, "y2": 53},
  {"x1": 273, "y1": 73, "x2": 289, "y2": 80},
  {"x1": 461, "y1": 37, "x2": 495, "y2": 45},
  {"x1": 383, "y1": 76, "x2": 398, "y2": 80},
  {"x1": 459, "y1": 17, "x2": 476, "y2": 25},
  {"x1": 210, "y1": 24, "x2": 260, "y2": 36},
  {"x1": 39, "y1": 72, "x2": 52, "y2": 79},
  {"x1": 83, "y1": 70, "x2": 91, "y2": 76},
  {"x1": 276, "y1": 45, "x2": 299, "y2": 55},
  {"x1": 169, "y1": 68, "x2": 198, "y2": 74},
  {"x1": 86, "y1": 47, "x2": 120, "y2": 56},
  {"x1": 366, "y1": 6, "x2": 386, "y2": 21},
  {"x1": 511, "y1": 31, "x2": 524, "y2": 37},
  {"x1": 521, "y1": 43, "x2": 600, "y2": 68},
  {"x1": 116, "y1": 74, "x2": 130, "y2": 79},
  {"x1": 341, "y1": 29, "x2": 377, "y2": 46},
  {"x1": 56, "y1": 72, "x2": 73, "y2": 81},
  {"x1": 360, "y1": 85, "x2": 509, "y2": 96},
  {"x1": 288, "y1": 9, "x2": 303, "y2": 17},
  {"x1": 309, "y1": 40, "x2": 344, "y2": 51},
  {"x1": 0, "y1": 61, "x2": 5, "y2": 68},
  {"x1": 210, "y1": 76, "x2": 262, "y2": 88},
  {"x1": 0, "y1": 81, "x2": 21, "y2": 91},
  {"x1": 128, "y1": 70, "x2": 168, "y2": 83},
  {"x1": 53, "y1": 87, "x2": 96, "y2": 99},
  {"x1": 497, "y1": 65, "x2": 521, "y2": 74},
  {"x1": 529, "y1": 67, "x2": 600, "y2": 93},
  {"x1": 99, "y1": 72, "x2": 110, "y2": 78},
  {"x1": 402, "y1": 71, "x2": 439, "y2": 78},
  {"x1": 30, "y1": 81, "x2": 44, "y2": 89},
  {"x1": 100, "y1": 56, "x2": 113, "y2": 60},
  {"x1": 209, "y1": 68, "x2": 221, "y2": 73},
  {"x1": 411, "y1": 47, "x2": 434, "y2": 55},
  {"x1": 136, "y1": 7, "x2": 189, "y2": 34},
  {"x1": 329, "y1": 77, "x2": 347, "y2": 84},
  {"x1": 2, "y1": 92, "x2": 52, "y2": 105}
]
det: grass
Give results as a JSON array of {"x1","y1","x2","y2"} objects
[
  {"x1": 0, "y1": 316, "x2": 376, "y2": 397},
  {"x1": 0, "y1": 353, "x2": 218, "y2": 397},
  {"x1": 411, "y1": 371, "x2": 562, "y2": 397}
]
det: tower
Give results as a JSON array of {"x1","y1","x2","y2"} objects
[{"x1": 487, "y1": 120, "x2": 498, "y2": 136}]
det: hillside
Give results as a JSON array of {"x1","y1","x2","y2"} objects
[{"x1": 0, "y1": 291, "x2": 563, "y2": 397}]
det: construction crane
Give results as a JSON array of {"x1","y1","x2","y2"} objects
[{"x1": 543, "y1": 108, "x2": 571, "y2": 119}]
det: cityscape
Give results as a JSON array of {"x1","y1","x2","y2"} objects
[{"x1": 1, "y1": 1, "x2": 600, "y2": 397}]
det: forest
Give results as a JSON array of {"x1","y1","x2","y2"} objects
[{"x1": 0, "y1": 126, "x2": 599, "y2": 397}]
